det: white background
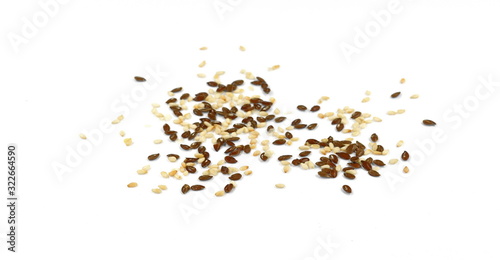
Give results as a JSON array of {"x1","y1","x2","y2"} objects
[{"x1": 1, "y1": 0, "x2": 500, "y2": 259}]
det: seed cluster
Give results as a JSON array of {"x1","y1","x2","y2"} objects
[{"x1": 119, "y1": 50, "x2": 434, "y2": 196}]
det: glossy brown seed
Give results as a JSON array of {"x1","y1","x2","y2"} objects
[
  {"x1": 207, "y1": 81, "x2": 218, "y2": 87},
  {"x1": 199, "y1": 175, "x2": 213, "y2": 181},
  {"x1": 278, "y1": 155, "x2": 293, "y2": 161},
  {"x1": 267, "y1": 125, "x2": 275, "y2": 132},
  {"x1": 376, "y1": 145, "x2": 384, "y2": 152},
  {"x1": 306, "y1": 139, "x2": 319, "y2": 145},
  {"x1": 184, "y1": 157, "x2": 198, "y2": 163},
  {"x1": 181, "y1": 184, "x2": 190, "y2": 194},
  {"x1": 310, "y1": 105, "x2": 320, "y2": 112},
  {"x1": 402, "y1": 151, "x2": 410, "y2": 161},
  {"x1": 171, "y1": 87, "x2": 183, "y2": 93},
  {"x1": 134, "y1": 76, "x2": 146, "y2": 82},
  {"x1": 233, "y1": 80, "x2": 244, "y2": 86},
  {"x1": 291, "y1": 159, "x2": 300, "y2": 166},
  {"x1": 331, "y1": 118, "x2": 342, "y2": 125},
  {"x1": 371, "y1": 133, "x2": 378, "y2": 142},
  {"x1": 337, "y1": 152, "x2": 350, "y2": 160},
  {"x1": 221, "y1": 166, "x2": 229, "y2": 174},
  {"x1": 167, "y1": 154, "x2": 180, "y2": 159},
  {"x1": 294, "y1": 124, "x2": 307, "y2": 129},
  {"x1": 213, "y1": 143, "x2": 221, "y2": 152},
  {"x1": 299, "y1": 151, "x2": 311, "y2": 157},
  {"x1": 180, "y1": 144, "x2": 191, "y2": 151},
  {"x1": 193, "y1": 92, "x2": 209, "y2": 101},
  {"x1": 285, "y1": 132, "x2": 293, "y2": 139},
  {"x1": 163, "y1": 123, "x2": 171, "y2": 132},
  {"x1": 250, "y1": 80, "x2": 262, "y2": 86},
  {"x1": 181, "y1": 131, "x2": 191, "y2": 139},
  {"x1": 260, "y1": 153, "x2": 269, "y2": 161},
  {"x1": 275, "y1": 117, "x2": 287, "y2": 123},
  {"x1": 297, "y1": 105, "x2": 307, "y2": 111},
  {"x1": 186, "y1": 166, "x2": 197, "y2": 173},
  {"x1": 244, "y1": 145, "x2": 251, "y2": 154},
  {"x1": 229, "y1": 173, "x2": 242, "y2": 180},
  {"x1": 344, "y1": 172, "x2": 356, "y2": 179},
  {"x1": 351, "y1": 111, "x2": 362, "y2": 119},
  {"x1": 291, "y1": 119, "x2": 301, "y2": 126},
  {"x1": 329, "y1": 154, "x2": 339, "y2": 164},
  {"x1": 224, "y1": 156, "x2": 238, "y2": 164},
  {"x1": 224, "y1": 183, "x2": 234, "y2": 193},
  {"x1": 342, "y1": 185, "x2": 352, "y2": 194},
  {"x1": 336, "y1": 123, "x2": 344, "y2": 132},
  {"x1": 180, "y1": 93, "x2": 190, "y2": 100},
  {"x1": 368, "y1": 170, "x2": 380, "y2": 177},
  {"x1": 169, "y1": 134, "x2": 178, "y2": 141},
  {"x1": 391, "y1": 92, "x2": 401, "y2": 98},
  {"x1": 190, "y1": 142, "x2": 202, "y2": 149},
  {"x1": 348, "y1": 162, "x2": 361, "y2": 168},
  {"x1": 373, "y1": 160, "x2": 386, "y2": 166},
  {"x1": 201, "y1": 159, "x2": 211, "y2": 168},
  {"x1": 166, "y1": 98, "x2": 177, "y2": 104},
  {"x1": 423, "y1": 119, "x2": 436, "y2": 126},
  {"x1": 361, "y1": 160, "x2": 372, "y2": 171},
  {"x1": 148, "y1": 153, "x2": 160, "y2": 161},
  {"x1": 273, "y1": 139, "x2": 286, "y2": 145},
  {"x1": 191, "y1": 185, "x2": 205, "y2": 191},
  {"x1": 307, "y1": 123, "x2": 318, "y2": 130}
]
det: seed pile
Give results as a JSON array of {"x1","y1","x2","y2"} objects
[{"x1": 115, "y1": 49, "x2": 436, "y2": 196}]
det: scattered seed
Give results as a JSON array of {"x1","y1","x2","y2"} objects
[
  {"x1": 229, "y1": 173, "x2": 242, "y2": 180},
  {"x1": 181, "y1": 184, "x2": 190, "y2": 194},
  {"x1": 342, "y1": 185, "x2": 352, "y2": 194},
  {"x1": 297, "y1": 105, "x2": 307, "y2": 111},
  {"x1": 373, "y1": 160, "x2": 386, "y2": 166},
  {"x1": 191, "y1": 185, "x2": 205, "y2": 191},
  {"x1": 158, "y1": 185, "x2": 167, "y2": 190},
  {"x1": 391, "y1": 92, "x2": 401, "y2": 98},
  {"x1": 307, "y1": 123, "x2": 318, "y2": 130},
  {"x1": 351, "y1": 111, "x2": 361, "y2": 119},
  {"x1": 400, "y1": 78, "x2": 406, "y2": 84},
  {"x1": 224, "y1": 183, "x2": 234, "y2": 193},
  {"x1": 199, "y1": 175, "x2": 213, "y2": 181},
  {"x1": 344, "y1": 172, "x2": 356, "y2": 179},
  {"x1": 124, "y1": 138, "x2": 133, "y2": 146},
  {"x1": 389, "y1": 159, "x2": 399, "y2": 165},
  {"x1": 403, "y1": 166, "x2": 410, "y2": 173},
  {"x1": 278, "y1": 155, "x2": 293, "y2": 161},
  {"x1": 239, "y1": 46, "x2": 246, "y2": 51},
  {"x1": 402, "y1": 151, "x2": 409, "y2": 161},
  {"x1": 275, "y1": 183, "x2": 285, "y2": 189},
  {"x1": 410, "y1": 94, "x2": 419, "y2": 99},
  {"x1": 423, "y1": 119, "x2": 436, "y2": 126},
  {"x1": 171, "y1": 87, "x2": 183, "y2": 93},
  {"x1": 152, "y1": 188, "x2": 162, "y2": 194},
  {"x1": 273, "y1": 139, "x2": 286, "y2": 145},
  {"x1": 134, "y1": 76, "x2": 146, "y2": 82},
  {"x1": 368, "y1": 170, "x2": 380, "y2": 177},
  {"x1": 370, "y1": 133, "x2": 378, "y2": 142},
  {"x1": 310, "y1": 105, "x2": 320, "y2": 112},
  {"x1": 396, "y1": 140, "x2": 404, "y2": 147},
  {"x1": 215, "y1": 191, "x2": 225, "y2": 197},
  {"x1": 148, "y1": 153, "x2": 160, "y2": 161},
  {"x1": 224, "y1": 156, "x2": 238, "y2": 163},
  {"x1": 127, "y1": 182, "x2": 138, "y2": 188}
]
